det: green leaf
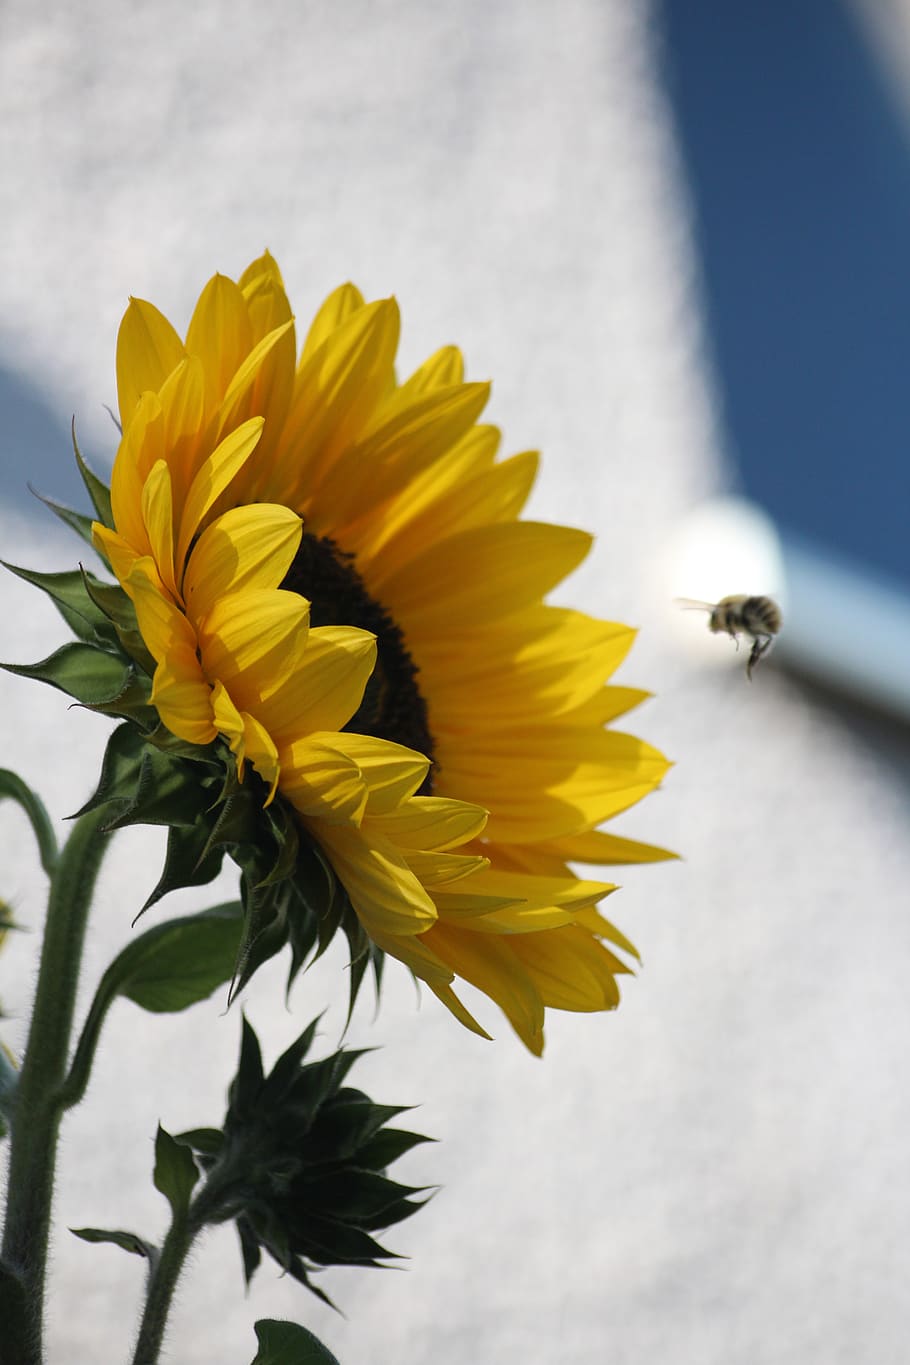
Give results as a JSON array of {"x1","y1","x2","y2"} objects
[
  {"x1": 0, "y1": 767, "x2": 58, "y2": 875},
  {"x1": 154, "y1": 1124, "x2": 199, "y2": 1219},
  {"x1": 2, "y1": 562, "x2": 120, "y2": 647},
  {"x1": 139, "y1": 823, "x2": 225, "y2": 916},
  {"x1": 29, "y1": 487, "x2": 99, "y2": 554},
  {"x1": 70, "y1": 1226, "x2": 156, "y2": 1260},
  {"x1": 101, "y1": 745, "x2": 216, "y2": 831},
  {"x1": 2, "y1": 642, "x2": 130, "y2": 706},
  {"x1": 117, "y1": 903, "x2": 243, "y2": 1012},
  {"x1": 355, "y1": 1126, "x2": 435, "y2": 1170},
  {"x1": 61, "y1": 905, "x2": 244, "y2": 1111},
  {"x1": 81, "y1": 571, "x2": 157, "y2": 674},
  {"x1": 251, "y1": 1319, "x2": 341, "y2": 1365},
  {"x1": 174, "y1": 1127, "x2": 224, "y2": 1159},
  {"x1": 229, "y1": 1017, "x2": 265, "y2": 1116},
  {"x1": 72, "y1": 421, "x2": 114, "y2": 528}
]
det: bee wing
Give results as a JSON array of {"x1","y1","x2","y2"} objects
[{"x1": 674, "y1": 597, "x2": 714, "y2": 612}]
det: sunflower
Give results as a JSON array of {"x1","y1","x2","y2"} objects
[{"x1": 103, "y1": 253, "x2": 672, "y2": 1053}]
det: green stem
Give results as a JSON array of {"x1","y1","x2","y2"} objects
[
  {"x1": 130, "y1": 1211, "x2": 198, "y2": 1365},
  {"x1": 130, "y1": 1160, "x2": 237, "y2": 1365},
  {"x1": 1, "y1": 806, "x2": 113, "y2": 1364}
]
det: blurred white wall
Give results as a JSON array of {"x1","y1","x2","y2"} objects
[{"x1": 2, "y1": 3, "x2": 909, "y2": 1362}]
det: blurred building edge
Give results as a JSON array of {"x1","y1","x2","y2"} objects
[
  {"x1": 779, "y1": 528, "x2": 910, "y2": 719},
  {"x1": 655, "y1": 0, "x2": 910, "y2": 721},
  {"x1": 671, "y1": 494, "x2": 910, "y2": 721}
]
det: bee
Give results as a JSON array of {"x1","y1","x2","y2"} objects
[{"x1": 677, "y1": 595, "x2": 782, "y2": 679}]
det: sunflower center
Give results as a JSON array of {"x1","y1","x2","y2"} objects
[{"x1": 281, "y1": 533, "x2": 435, "y2": 793}]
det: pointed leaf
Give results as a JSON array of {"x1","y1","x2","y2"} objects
[
  {"x1": 70, "y1": 1226, "x2": 156, "y2": 1260},
  {"x1": 140, "y1": 823, "x2": 225, "y2": 916},
  {"x1": 230, "y1": 1017, "x2": 265, "y2": 1116},
  {"x1": 61, "y1": 905, "x2": 244, "y2": 1112},
  {"x1": 117, "y1": 903, "x2": 243, "y2": 1012},
  {"x1": 154, "y1": 1124, "x2": 199, "y2": 1219},
  {"x1": 355, "y1": 1126, "x2": 435, "y2": 1170},
  {"x1": 28, "y1": 487, "x2": 99, "y2": 554},
  {"x1": 72, "y1": 421, "x2": 113, "y2": 527},
  {"x1": 2, "y1": 562, "x2": 119, "y2": 647},
  {"x1": 2, "y1": 642, "x2": 130, "y2": 706},
  {"x1": 81, "y1": 572, "x2": 157, "y2": 673},
  {"x1": 174, "y1": 1127, "x2": 225, "y2": 1159},
  {"x1": 262, "y1": 1017, "x2": 321, "y2": 1103},
  {"x1": 251, "y1": 1319, "x2": 341, "y2": 1365}
]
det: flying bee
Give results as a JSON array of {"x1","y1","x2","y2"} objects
[{"x1": 677, "y1": 594, "x2": 782, "y2": 679}]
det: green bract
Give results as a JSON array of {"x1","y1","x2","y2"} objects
[{"x1": 178, "y1": 1017, "x2": 433, "y2": 1309}]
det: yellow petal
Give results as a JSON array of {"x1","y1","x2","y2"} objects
[
  {"x1": 379, "y1": 522, "x2": 593, "y2": 628},
  {"x1": 117, "y1": 298, "x2": 185, "y2": 427},
  {"x1": 322, "y1": 382, "x2": 491, "y2": 529},
  {"x1": 299, "y1": 281, "x2": 367, "y2": 366},
  {"x1": 394, "y1": 345, "x2": 464, "y2": 401},
  {"x1": 366, "y1": 796, "x2": 488, "y2": 850},
  {"x1": 509, "y1": 928, "x2": 623, "y2": 1011},
  {"x1": 127, "y1": 557, "x2": 193, "y2": 662},
  {"x1": 254, "y1": 626, "x2": 376, "y2": 743},
  {"x1": 214, "y1": 319, "x2": 296, "y2": 452},
  {"x1": 151, "y1": 655, "x2": 217, "y2": 744},
  {"x1": 140, "y1": 460, "x2": 176, "y2": 600},
  {"x1": 110, "y1": 391, "x2": 165, "y2": 555},
  {"x1": 325, "y1": 733, "x2": 430, "y2": 814},
  {"x1": 537, "y1": 829, "x2": 679, "y2": 866},
  {"x1": 185, "y1": 273, "x2": 254, "y2": 414},
  {"x1": 92, "y1": 524, "x2": 142, "y2": 588},
  {"x1": 279, "y1": 735, "x2": 368, "y2": 825},
  {"x1": 421, "y1": 923, "x2": 544, "y2": 1054},
  {"x1": 174, "y1": 416, "x2": 264, "y2": 572},
  {"x1": 183, "y1": 504, "x2": 302, "y2": 618},
  {"x1": 279, "y1": 298, "x2": 400, "y2": 503},
  {"x1": 238, "y1": 250, "x2": 286, "y2": 294},
  {"x1": 403, "y1": 849, "x2": 489, "y2": 888},
  {"x1": 315, "y1": 821, "x2": 438, "y2": 938},
  {"x1": 211, "y1": 682, "x2": 280, "y2": 803},
  {"x1": 198, "y1": 589, "x2": 310, "y2": 705}
]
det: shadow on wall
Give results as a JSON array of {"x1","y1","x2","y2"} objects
[{"x1": 0, "y1": 367, "x2": 111, "y2": 516}]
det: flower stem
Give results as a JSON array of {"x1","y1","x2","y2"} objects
[
  {"x1": 131, "y1": 1210, "x2": 198, "y2": 1365},
  {"x1": 1, "y1": 806, "x2": 113, "y2": 1364}
]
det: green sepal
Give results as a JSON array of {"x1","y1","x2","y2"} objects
[
  {"x1": 60, "y1": 905, "x2": 244, "y2": 1111},
  {"x1": 80, "y1": 571, "x2": 157, "y2": 674},
  {"x1": 258, "y1": 800, "x2": 300, "y2": 888},
  {"x1": 1, "y1": 561, "x2": 121, "y2": 649},
  {"x1": 355, "y1": 1126, "x2": 435, "y2": 1169},
  {"x1": 261, "y1": 1017, "x2": 322, "y2": 1103},
  {"x1": 139, "y1": 823, "x2": 226, "y2": 916},
  {"x1": 28, "y1": 488, "x2": 99, "y2": 556},
  {"x1": 80, "y1": 726, "x2": 219, "y2": 832},
  {"x1": 154, "y1": 1124, "x2": 199, "y2": 1220},
  {"x1": 178, "y1": 1020, "x2": 435, "y2": 1309},
  {"x1": 229, "y1": 1016, "x2": 265, "y2": 1117},
  {"x1": 70, "y1": 1226, "x2": 157, "y2": 1261},
  {"x1": 72, "y1": 420, "x2": 113, "y2": 528},
  {"x1": 174, "y1": 1128, "x2": 224, "y2": 1159},
  {"x1": 2, "y1": 641, "x2": 131, "y2": 707},
  {"x1": 251, "y1": 1319, "x2": 341, "y2": 1365},
  {"x1": 0, "y1": 767, "x2": 58, "y2": 875},
  {"x1": 299, "y1": 1093, "x2": 413, "y2": 1164},
  {"x1": 230, "y1": 879, "x2": 300, "y2": 1005}
]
